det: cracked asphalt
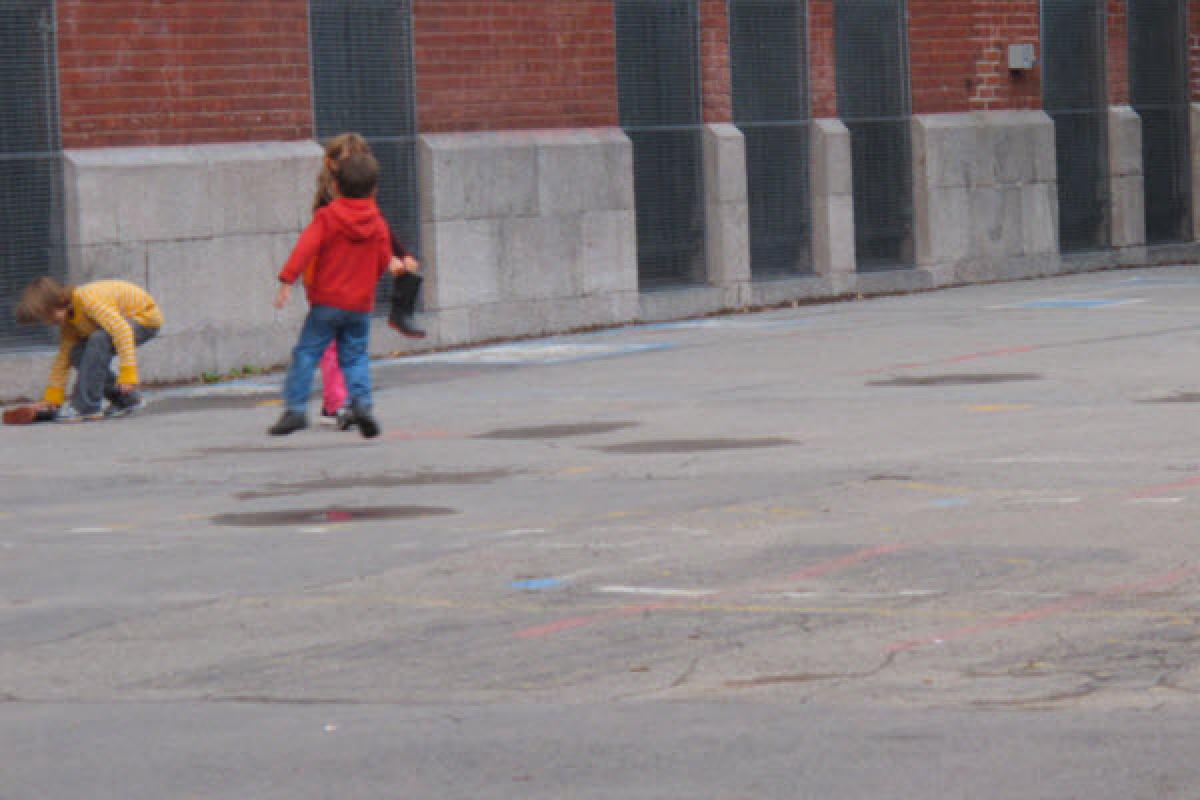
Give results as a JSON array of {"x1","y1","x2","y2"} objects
[{"x1": 5, "y1": 265, "x2": 1200, "y2": 798}]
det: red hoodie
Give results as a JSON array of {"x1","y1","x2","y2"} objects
[{"x1": 278, "y1": 197, "x2": 393, "y2": 313}]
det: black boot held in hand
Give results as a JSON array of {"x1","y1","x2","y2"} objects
[{"x1": 388, "y1": 271, "x2": 426, "y2": 339}]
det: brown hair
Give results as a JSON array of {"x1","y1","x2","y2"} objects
[
  {"x1": 312, "y1": 132, "x2": 373, "y2": 213},
  {"x1": 16, "y1": 276, "x2": 73, "y2": 325},
  {"x1": 334, "y1": 152, "x2": 380, "y2": 199}
]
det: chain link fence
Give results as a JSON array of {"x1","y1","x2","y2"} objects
[
  {"x1": 833, "y1": 0, "x2": 914, "y2": 272},
  {"x1": 1042, "y1": 0, "x2": 1110, "y2": 253},
  {"x1": 1129, "y1": 0, "x2": 1192, "y2": 244},
  {"x1": 730, "y1": 0, "x2": 812, "y2": 278},
  {"x1": 310, "y1": 0, "x2": 419, "y2": 306},
  {"x1": 615, "y1": 0, "x2": 707, "y2": 289},
  {"x1": 0, "y1": 0, "x2": 63, "y2": 348}
]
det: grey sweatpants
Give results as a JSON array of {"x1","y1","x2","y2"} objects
[{"x1": 68, "y1": 322, "x2": 158, "y2": 414}]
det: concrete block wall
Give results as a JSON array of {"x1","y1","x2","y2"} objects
[
  {"x1": 1193, "y1": 104, "x2": 1200, "y2": 242},
  {"x1": 1108, "y1": 106, "x2": 1147, "y2": 254},
  {"x1": 8, "y1": 107, "x2": 1200, "y2": 403},
  {"x1": 63, "y1": 142, "x2": 322, "y2": 388},
  {"x1": 418, "y1": 128, "x2": 639, "y2": 344},
  {"x1": 912, "y1": 110, "x2": 1061, "y2": 285},
  {"x1": 810, "y1": 118, "x2": 857, "y2": 294}
]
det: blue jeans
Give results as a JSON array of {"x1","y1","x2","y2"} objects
[
  {"x1": 68, "y1": 322, "x2": 158, "y2": 414},
  {"x1": 283, "y1": 305, "x2": 372, "y2": 414}
]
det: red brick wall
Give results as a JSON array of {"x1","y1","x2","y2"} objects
[
  {"x1": 412, "y1": 0, "x2": 617, "y2": 133},
  {"x1": 57, "y1": 0, "x2": 313, "y2": 148},
  {"x1": 1192, "y1": 0, "x2": 1200, "y2": 100},
  {"x1": 909, "y1": 2, "x2": 975, "y2": 113},
  {"x1": 700, "y1": 0, "x2": 732, "y2": 123},
  {"x1": 1107, "y1": 0, "x2": 1129, "y2": 105},
  {"x1": 810, "y1": 0, "x2": 838, "y2": 117},
  {"x1": 908, "y1": 1, "x2": 1042, "y2": 114},
  {"x1": 968, "y1": 0, "x2": 1042, "y2": 111}
]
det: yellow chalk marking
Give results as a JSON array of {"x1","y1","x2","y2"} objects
[
  {"x1": 969, "y1": 404, "x2": 1033, "y2": 413},
  {"x1": 767, "y1": 506, "x2": 813, "y2": 518},
  {"x1": 256, "y1": 399, "x2": 283, "y2": 407},
  {"x1": 902, "y1": 481, "x2": 973, "y2": 496},
  {"x1": 230, "y1": 593, "x2": 1200, "y2": 628},
  {"x1": 719, "y1": 504, "x2": 813, "y2": 518}
]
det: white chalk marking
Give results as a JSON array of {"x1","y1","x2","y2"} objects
[
  {"x1": 1130, "y1": 497, "x2": 1185, "y2": 505},
  {"x1": 780, "y1": 590, "x2": 944, "y2": 600},
  {"x1": 67, "y1": 527, "x2": 112, "y2": 535},
  {"x1": 1006, "y1": 497, "x2": 1082, "y2": 505},
  {"x1": 595, "y1": 586, "x2": 717, "y2": 598},
  {"x1": 501, "y1": 528, "x2": 549, "y2": 537}
]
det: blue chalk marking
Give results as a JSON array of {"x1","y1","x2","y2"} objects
[
  {"x1": 1014, "y1": 299, "x2": 1137, "y2": 310},
  {"x1": 637, "y1": 317, "x2": 811, "y2": 333},
  {"x1": 1119, "y1": 277, "x2": 1200, "y2": 287},
  {"x1": 398, "y1": 341, "x2": 672, "y2": 367},
  {"x1": 931, "y1": 498, "x2": 971, "y2": 509},
  {"x1": 511, "y1": 578, "x2": 564, "y2": 590}
]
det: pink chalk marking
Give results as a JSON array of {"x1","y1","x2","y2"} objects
[
  {"x1": 783, "y1": 540, "x2": 919, "y2": 582},
  {"x1": 1132, "y1": 475, "x2": 1200, "y2": 499},
  {"x1": 382, "y1": 428, "x2": 464, "y2": 442},
  {"x1": 517, "y1": 529, "x2": 975, "y2": 640},
  {"x1": 855, "y1": 346, "x2": 1036, "y2": 376},
  {"x1": 887, "y1": 564, "x2": 1200, "y2": 654},
  {"x1": 516, "y1": 604, "x2": 662, "y2": 639}
]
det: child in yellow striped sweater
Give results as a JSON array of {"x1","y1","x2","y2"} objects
[{"x1": 16, "y1": 276, "x2": 163, "y2": 422}]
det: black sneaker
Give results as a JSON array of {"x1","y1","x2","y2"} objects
[
  {"x1": 350, "y1": 400, "x2": 380, "y2": 439},
  {"x1": 104, "y1": 390, "x2": 143, "y2": 419},
  {"x1": 268, "y1": 410, "x2": 308, "y2": 436},
  {"x1": 335, "y1": 406, "x2": 357, "y2": 431}
]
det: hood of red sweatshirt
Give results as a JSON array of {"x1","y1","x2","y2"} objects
[{"x1": 322, "y1": 197, "x2": 388, "y2": 242}]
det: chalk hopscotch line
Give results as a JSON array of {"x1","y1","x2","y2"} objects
[
  {"x1": 989, "y1": 298, "x2": 1148, "y2": 310},
  {"x1": 595, "y1": 586, "x2": 717, "y2": 598},
  {"x1": 395, "y1": 341, "x2": 673, "y2": 367},
  {"x1": 853, "y1": 346, "x2": 1036, "y2": 376},
  {"x1": 516, "y1": 528, "x2": 976, "y2": 639},
  {"x1": 887, "y1": 564, "x2": 1200, "y2": 654}
]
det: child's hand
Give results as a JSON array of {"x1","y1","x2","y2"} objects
[
  {"x1": 389, "y1": 256, "x2": 420, "y2": 275},
  {"x1": 274, "y1": 283, "x2": 292, "y2": 309}
]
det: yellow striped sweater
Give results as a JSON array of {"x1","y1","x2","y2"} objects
[{"x1": 44, "y1": 281, "x2": 164, "y2": 406}]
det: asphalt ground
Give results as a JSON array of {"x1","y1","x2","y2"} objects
[{"x1": 5, "y1": 265, "x2": 1200, "y2": 798}]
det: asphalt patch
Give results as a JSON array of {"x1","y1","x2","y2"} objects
[
  {"x1": 868, "y1": 373, "x2": 1042, "y2": 387},
  {"x1": 211, "y1": 506, "x2": 457, "y2": 527},
  {"x1": 476, "y1": 421, "x2": 639, "y2": 440},
  {"x1": 597, "y1": 437, "x2": 796, "y2": 454},
  {"x1": 1145, "y1": 392, "x2": 1200, "y2": 404}
]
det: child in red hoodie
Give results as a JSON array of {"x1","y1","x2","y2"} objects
[{"x1": 269, "y1": 152, "x2": 401, "y2": 438}]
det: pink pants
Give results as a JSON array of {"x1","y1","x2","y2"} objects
[{"x1": 319, "y1": 342, "x2": 348, "y2": 414}]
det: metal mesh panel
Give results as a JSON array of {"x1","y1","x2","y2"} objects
[
  {"x1": 1042, "y1": 0, "x2": 1110, "y2": 252},
  {"x1": 615, "y1": 0, "x2": 707, "y2": 289},
  {"x1": 730, "y1": 0, "x2": 812, "y2": 278},
  {"x1": 1129, "y1": 0, "x2": 1192, "y2": 244},
  {"x1": 0, "y1": 0, "x2": 63, "y2": 348},
  {"x1": 833, "y1": 0, "x2": 913, "y2": 271},
  {"x1": 309, "y1": 0, "x2": 419, "y2": 306}
]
